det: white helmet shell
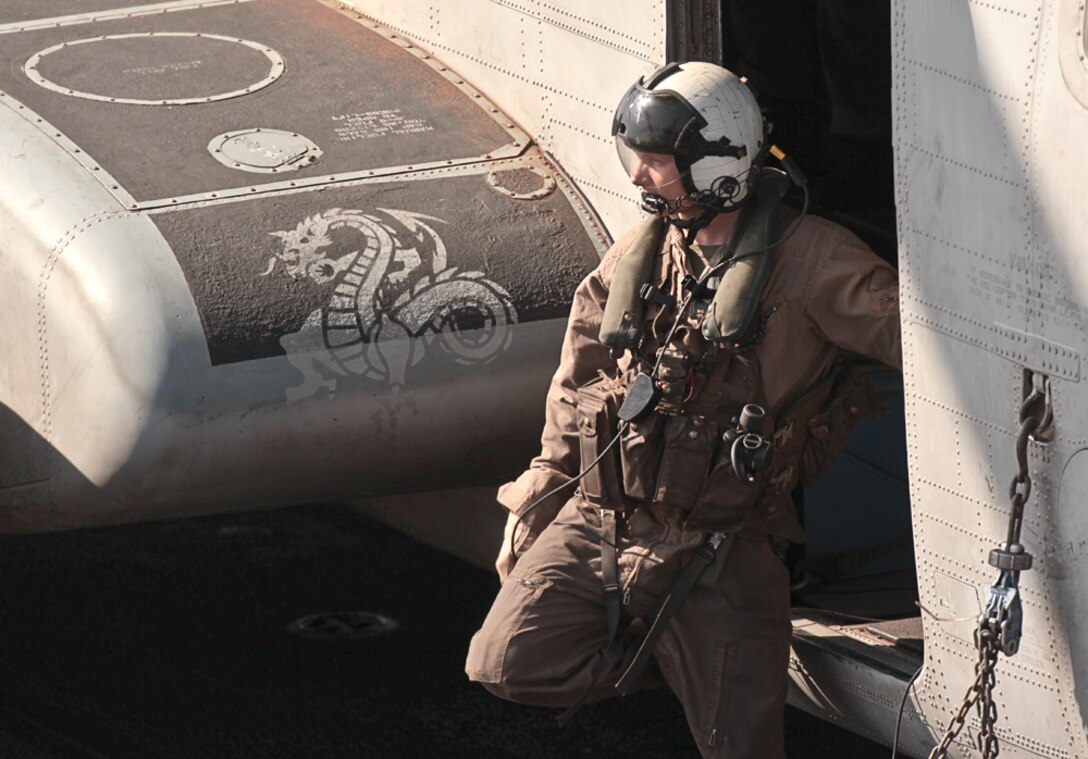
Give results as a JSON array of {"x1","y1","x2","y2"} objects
[
  {"x1": 613, "y1": 62, "x2": 764, "y2": 207},
  {"x1": 656, "y1": 62, "x2": 763, "y2": 199}
]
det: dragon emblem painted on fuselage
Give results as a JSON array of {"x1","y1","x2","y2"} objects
[{"x1": 263, "y1": 207, "x2": 518, "y2": 402}]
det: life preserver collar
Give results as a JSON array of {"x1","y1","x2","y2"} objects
[{"x1": 598, "y1": 167, "x2": 790, "y2": 355}]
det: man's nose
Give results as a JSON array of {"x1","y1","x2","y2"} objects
[{"x1": 629, "y1": 157, "x2": 649, "y2": 186}]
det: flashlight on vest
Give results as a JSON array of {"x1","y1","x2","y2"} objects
[{"x1": 722, "y1": 404, "x2": 774, "y2": 483}]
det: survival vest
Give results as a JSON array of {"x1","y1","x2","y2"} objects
[{"x1": 583, "y1": 167, "x2": 887, "y2": 539}]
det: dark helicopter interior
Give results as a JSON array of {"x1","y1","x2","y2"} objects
[{"x1": 723, "y1": 1, "x2": 918, "y2": 626}]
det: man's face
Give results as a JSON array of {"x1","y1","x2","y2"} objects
[{"x1": 624, "y1": 149, "x2": 686, "y2": 200}]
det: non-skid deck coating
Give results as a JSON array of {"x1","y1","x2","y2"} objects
[
  {"x1": 151, "y1": 168, "x2": 599, "y2": 365},
  {"x1": 0, "y1": 0, "x2": 512, "y2": 203},
  {"x1": 0, "y1": 0, "x2": 158, "y2": 25},
  {"x1": 0, "y1": 504, "x2": 887, "y2": 758}
]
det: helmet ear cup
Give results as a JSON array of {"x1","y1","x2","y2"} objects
[{"x1": 710, "y1": 175, "x2": 741, "y2": 203}]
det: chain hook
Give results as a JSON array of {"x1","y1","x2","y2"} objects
[
  {"x1": 1022, "y1": 372, "x2": 1054, "y2": 443},
  {"x1": 930, "y1": 372, "x2": 1054, "y2": 758}
]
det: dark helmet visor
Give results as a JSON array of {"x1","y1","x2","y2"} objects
[{"x1": 611, "y1": 82, "x2": 706, "y2": 156}]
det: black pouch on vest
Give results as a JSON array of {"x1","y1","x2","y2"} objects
[
  {"x1": 651, "y1": 414, "x2": 719, "y2": 512},
  {"x1": 575, "y1": 376, "x2": 628, "y2": 506}
]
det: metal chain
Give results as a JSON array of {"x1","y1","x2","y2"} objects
[
  {"x1": 928, "y1": 382, "x2": 1050, "y2": 759},
  {"x1": 975, "y1": 631, "x2": 1001, "y2": 757},
  {"x1": 928, "y1": 630, "x2": 1000, "y2": 758}
]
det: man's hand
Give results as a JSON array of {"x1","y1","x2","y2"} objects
[{"x1": 495, "y1": 511, "x2": 533, "y2": 583}]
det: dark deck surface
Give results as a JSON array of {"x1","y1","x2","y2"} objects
[
  {"x1": 0, "y1": 503, "x2": 888, "y2": 758},
  {"x1": 0, "y1": 0, "x2": 511, "y2": 203},
  {"x1": 151, "y1": 168, "x2": 598, "y2": 366}
]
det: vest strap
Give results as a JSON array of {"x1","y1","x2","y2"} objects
[
  {"x1": 557, "y1": 507, "x2": 622, "y2": 726},
  {"x1": 615, "y1": 529, "x2": 738, "y2": 694}
]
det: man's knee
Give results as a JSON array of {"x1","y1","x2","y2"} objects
[
  {"x1": 465, "y1": 626, "x2": 564, "y2": 706},
  {"x1": 465, "y1": 575, "x2": 607, "y2": 707},
  {"x1": 464, "y1": 624, "x2": 507, "y2": 686},
  {"x1": 464, "y1": 574, "x2": 543, "y2": 683},
  {"x1": 472, "y1": 674, "x2": 530, "y2": 704}
]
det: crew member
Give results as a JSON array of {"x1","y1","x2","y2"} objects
[{"x1": 465, "y1": 61, "x2": 901, "y2": 758}]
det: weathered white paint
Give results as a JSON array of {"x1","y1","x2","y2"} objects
[
  {"x1": 896, "y1": 0, "x2": 1088, "y2": 755},
  {"x1": 338, "y1": 0, "x2": 664, "y2": 238}
]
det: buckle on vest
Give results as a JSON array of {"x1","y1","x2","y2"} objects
[{"x1": 639, "y1": 283, "x2": 676, "y2": 309}]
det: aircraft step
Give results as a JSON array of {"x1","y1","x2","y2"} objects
[{"x1": 788, "y1": 612, "x2": 927, "y2": 754}]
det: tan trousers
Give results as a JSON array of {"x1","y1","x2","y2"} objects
[{"x1": 465, "y1": 497, "x2": 792, "y2": 758}]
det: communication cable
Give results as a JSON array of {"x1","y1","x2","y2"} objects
[
  {"x1": 891, "y1": 663, "x2": 924, "y2": 758},
  {"x1": 508, "y1": 421, "x2": 628, "y2": 560}
]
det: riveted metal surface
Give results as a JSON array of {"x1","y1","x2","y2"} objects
[
  {"x1": 0, "y1": 89, "x2": 138, "y2": 208},
  {"x1": 24, "y1": 32, "x2": 285, "y2": 105},
  {"x1": 148, "y1": 163, "x2": 599, "y2": 368},
  {"x1": 0, "y1": 0, "x2": 520, "y2": 206},
  {"x1": 209, "y1": 128, "x2": 322, "y2": 173}
]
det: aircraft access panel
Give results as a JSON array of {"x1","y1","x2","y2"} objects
[{"x1": 0, "y1": 0, "x2": 521, "y2": 209}]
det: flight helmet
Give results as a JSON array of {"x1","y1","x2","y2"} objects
[{"x1": 612, "y1": 61, "x2": 765, "y2": 216}]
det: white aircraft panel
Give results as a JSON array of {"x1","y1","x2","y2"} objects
[
  {"x1": 0, "y1": 93, "x2": 169, "y2": 506},
  {"x1": 1055, "y1": 450, "x2": 1088, "y2": 729},
  {"x1": 902, "y1": 154, "x2": 1027, "y2": 277},
  {"x1": 896, "y1": 0, "x2": 1088, "y2": 753},
  {"x1": 904, "y1": 0, "x2": 1036, "y2": 108},
  {"x1": 907, "y1": 64, "x2": 1020, "y2": 184},
  {"x1": 340, "y1": 0, "x2": 666, "y2": 240}
]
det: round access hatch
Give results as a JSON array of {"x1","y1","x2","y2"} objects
[
  {"x1": 208, "y1": 128, "x2": 322, "y2": 173},
  {"x1": 286, "y1": 612, "x2": 399, "y2": 640},
  {"x1": 24, "y1": 33, "x2": 285, "y2": 106}
]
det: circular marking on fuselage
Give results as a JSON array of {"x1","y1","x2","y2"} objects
[
  {"x1": 208, "y1": 129, "x2": 322, "y2": 173},
  {"x1": 485, "y1": 166, "x2": 557, "y2": 200},
  {"x1": 24, "y1": 33, "x2": 285, "y2": 106}
]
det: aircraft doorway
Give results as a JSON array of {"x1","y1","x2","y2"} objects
[
  {"x1": 720, "y1": 4, "x2": 924, "y2": 746},
  {"x1": 720, "y1": 0, "x2": 917, "y2": 619}
]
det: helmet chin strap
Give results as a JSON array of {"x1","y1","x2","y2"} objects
[
  {"x1": 669, "y1": 206, "x2": 721, "y2": 246},
  {"x1": 640, "y1": 191, "x2": 745, "y2": 246}
]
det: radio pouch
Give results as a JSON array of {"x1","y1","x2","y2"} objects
[{"x1": 575, "y1": 373, "x2": 629, "y2": 507}]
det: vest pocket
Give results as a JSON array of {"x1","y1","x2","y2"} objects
[
  {"x1": 687, "y1": 444, "x2": 761, "y2": 527},
  {"x1": 575, "y1": 395, "x2": 606, "y2": 501},
  {"x1": 620, "y1": 412, "x2": 664, "y2": 502},
  {"x1": 652, "y1": 414, "x2": 718, "y2": 511},
  {"x1": 574, "y1": 377, "x2": 626, "y2": 505}
]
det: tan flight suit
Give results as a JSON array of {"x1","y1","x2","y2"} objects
[{"x1": 466, "y1": 215, "x2": 901, "y2": 758}]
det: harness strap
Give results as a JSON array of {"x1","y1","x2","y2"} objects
[
  {"x1": 557, "y1": 507, "x2": 621, "y2": 727},
  {"x1": 600, "y1": 508, "x2": 622, "y2": 645},
  {"x1": 615, "y1": 530, "x2": 735, "y2": 695}
]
